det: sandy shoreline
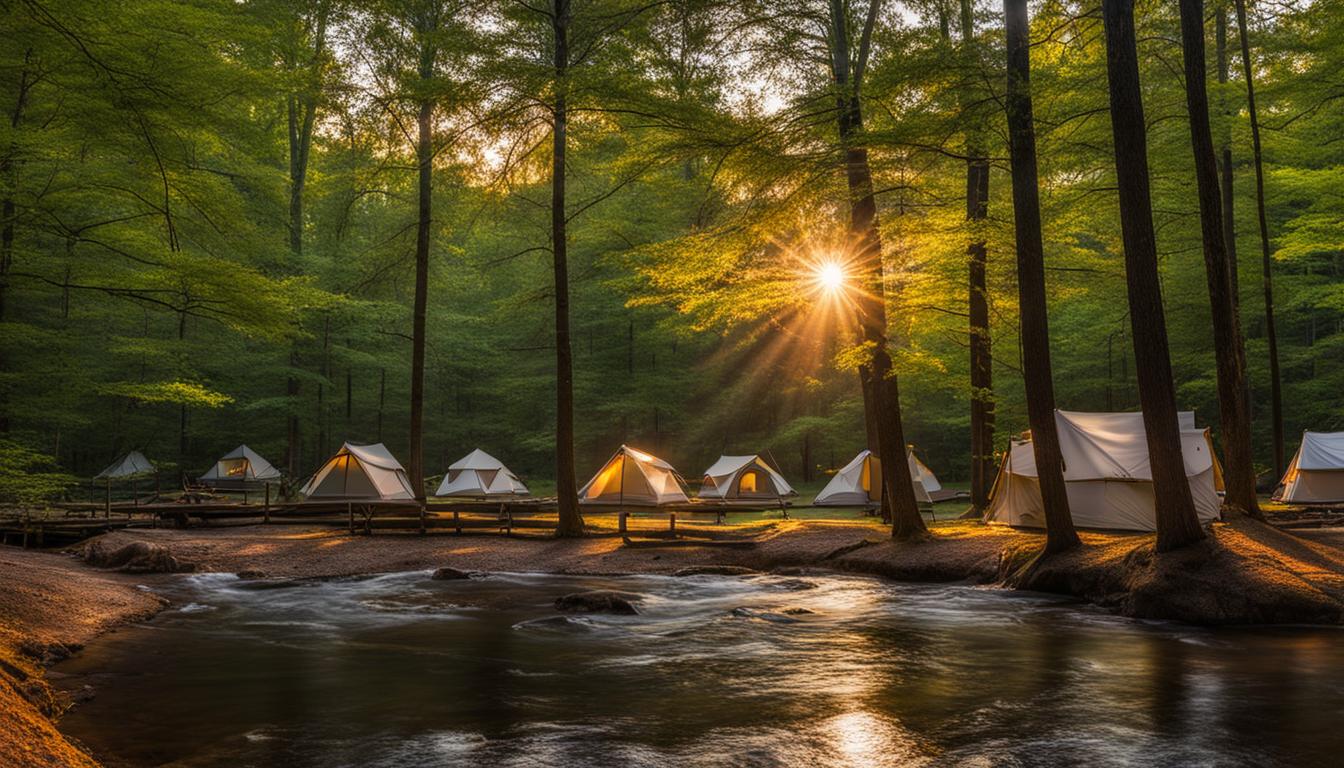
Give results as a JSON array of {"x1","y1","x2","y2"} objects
[{"x1": 5, "y1": 515, "x2": 1344, "y2": 767}]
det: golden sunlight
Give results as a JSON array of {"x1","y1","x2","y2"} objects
[{"x1": 815, "y1": 261, "x2": 847, "y2": 292}]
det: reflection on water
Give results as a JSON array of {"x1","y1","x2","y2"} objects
[{"x1": 55, "y1": 571, "x2": 1344, "y2": 767}]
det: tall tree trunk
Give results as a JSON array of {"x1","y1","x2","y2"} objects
[
  {"x1": 284, "y1": 4, "x2": 330, "y2": 480},
  {"x1": 552, "y1": 0, "x2": 584, "y2": 536},
  {"x1": 830, "y1": 0, "x2": 926, "y2": 540},
  {"x1": 178, "y1": 310, "x2": 188, "y2": 473},
  {"x1": 0, "y1": 49, "x2": 33, "y2": 434},
  {"x1": 408, "y1": 38, "x2": 435, "y2": 503},
  {"x1": 1233, "y1": 0, "x2": 1284, "y2": 477},
  {"x1": 286, "y1": 350, "x2": 301, "y2": 478},
  {"x1": 958, "y1": 0, "x2": 994, "y2": 514},
  {"x1": 1177, "y1": 0, "x2": 1261, "y2": 518},
  {"x1": 1215, "y1": 3, "x2": 1238, "y2": 304},
  {"x1": 1003, "y1": 0, "x2": 1080, "y2": 554},
  {"x1": 1101, "y1": 0, "x2": 1205, "y2": 551}
]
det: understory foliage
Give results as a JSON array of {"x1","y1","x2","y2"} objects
[{"x1": 0, "y1": 0, "x2": 1339, "y2": 496}]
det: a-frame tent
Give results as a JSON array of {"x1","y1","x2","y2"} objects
[
  {"x1": 435, "y1": 449, "x2": 529, "y2": 497},
  {"x1": 1274, "y1": 431, "x2": 1344, "y2": 504},
  {"x1": 578, "y1": 445, "x2": 688, "y2": 506},
  {"x1": 910, "y1": 451, "x2": 943, "y2": 498},
  {"x1": 94, "y1": 451, "x2": 155, "y2": 480},
  {"x1": 813, "y1": 449, "x2": 933, "y2": 506},
  {"x1": 199, "y1": 445, "x2": 282, "y2": 488},
  {"x1": 300, "y1": 442, "x2": 416, "y2": 501},
  {"x1": 983, "y1": 410, "x2": 1221, "y2": 532},
  {"x1": 698, "y1": 455, "x2": 797, "y2": 501}
]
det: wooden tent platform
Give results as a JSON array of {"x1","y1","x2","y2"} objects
[{"x1": 0, "y1": 495, "x2": 813, "y2": 549}]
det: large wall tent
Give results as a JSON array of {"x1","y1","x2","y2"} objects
[
  {"x1": 435, "y1": 449, "x2": 529, "y2": 497},
  {"x1": 813, "y1": 449, "x2": 934, "y2": 506},
  {"x1": 578, "y1": 445, "x2": 688, "y2": 506},
  {"x1": 983, "y1": 410, "x2": 1221, "y2": 532},
  {"x1": 1275, "y1": 431, "x2": 1344, "y2": 504},
  {"x1": 301, "y1": 442, "x2": 417, "y2": 501},
  {"x1": 199, "y1": 445, "x2": 281, "y2": 488},
  {"x1": 698, "y1": 455, "x2": 797, "y2": 501}
]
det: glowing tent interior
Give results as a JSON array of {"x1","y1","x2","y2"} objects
[
  {"x1": 813, "y1": 449, "x2": 934, "y2": 506},
  {"x1": 698, "y1": 455, "x2": 796, "y2": 501},
  {"x1": 300, "y1": 442, "x2": 416, "y2": 501},
  {"x1": 198, "y1": 445, "x2": 281, "y2": 488},
  {"x1": 578, "y1": 445, "x2": 688, "y2": 506}
]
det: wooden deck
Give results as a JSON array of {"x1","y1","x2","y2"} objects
[{"x1": 0, "y1": 494, "x2": 805, "y2": 548}]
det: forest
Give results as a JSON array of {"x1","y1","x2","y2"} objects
[{"x1": 1, "y1": 0, "x2": 1341, "y2": 523}]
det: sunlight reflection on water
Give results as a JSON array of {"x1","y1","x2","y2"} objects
[{"x1": 54, "y1": 570, "x2": 1344, "y2": 767}]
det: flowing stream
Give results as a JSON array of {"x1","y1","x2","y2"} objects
[{"x1": 56, "y1": 571, "x2": 1344, "y2": 767}]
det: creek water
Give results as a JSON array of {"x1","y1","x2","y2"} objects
[{"x1": 56, "y1": 571, "x2": 1344, "y2": 767}]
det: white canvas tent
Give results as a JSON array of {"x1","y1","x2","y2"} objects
[
  {"x1": 813, "y1": 449, "x2": 934, "y2": 506},
  {"x1": 94, "y1": 451, "x2": 155, "y2": 480},
  {"x1": 300, "y1": 442, "x2": 416, "y2": 501},
  {"x1": 983, "y1": 410, "x2": 1221, "y2": 532},
  {"x1": 435, "y1": 449, "x2": 529, "y2": 497},
  {"x1": 578, "y1": 445, "x2": 688, "y2": 506},
  {"x1": 1275, "y1": 431, "x2": 1344, "y2": 504},
  {"x1": 910, "y1": 452, "x2": 943, "y2": 497},
  {"x1": 698, "y1": 455, "x2": 796, "y2": 500},
  {"x1": 199, "y1": 445, "x2": 281, "y2": 487}
]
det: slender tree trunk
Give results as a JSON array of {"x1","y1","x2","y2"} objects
[
  {"x1": 178, "y1": 310, "x2": 188, "y2": 471},
  {"x1": 1101, "y1": 0, "x2": 1205, "y2": 551},
  {"x1": 1233, "y1": 0, "x2": 1284, "y2": 477},
  {"x1": 286, "y1": 350, "x2": 301, "y2": 476},
  {"x1": 283, "y1": 4, "x2": 330, "y2": 480},
  {"x1": 1003, "y1": 0, "x2": 1080, "y2": 554},
  {"x1": 0, "y1": 49, "x2": 33, "y2": 434},
  {"x1": 552, "y1": 0, "x2": 584, "y2": 536},
  {"x1": 378, "y1": 367, "x2": 386, "y2": 442},
  {"x1": 958, "y1": 0, "x2": 994, "y2": 514},
  {"x1": 860, "y1": 373, "x2": 879, "y2": 453},
  {"x1": 408, "y1": 40, "x2": 435, "y2": 503},
  {"x1": 1177, "y1": 0, "x2": 1261, "y2": 518},
  {"x1": 859, "y1": 371, "x2": 890, "y2": 523},
  {"x1": 1215, "y1": 4, "x2": 1238, "y2": 304},
  {"x1": 830, "y1": 0, "x2": 925, "y2": 539}
]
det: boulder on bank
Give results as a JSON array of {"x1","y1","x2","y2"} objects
[
  {"x1": 553, "y1": 590, "x2": 640, "y2": 615},
  {"x1": 431, "y1": 567, "x2": 476, "y2": 581},
  {"x1": 672, "y1": 565, "x2": 758, "y2": 577},
  {"x1": 82, "y1": 540, "x2": 194, "y2": 574}
]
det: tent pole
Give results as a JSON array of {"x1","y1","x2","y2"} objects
[{"x1": 105, "y1": 479, "x2": 111, "y2": 519}]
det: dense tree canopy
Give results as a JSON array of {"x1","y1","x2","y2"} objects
[{"x1": 1, "y1": 0, "x2": 1340, "y2": 499}]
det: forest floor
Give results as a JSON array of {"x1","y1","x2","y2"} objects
[{"x1": 5, "y1": 512, "x2": 1344, "y2": 767}]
